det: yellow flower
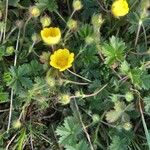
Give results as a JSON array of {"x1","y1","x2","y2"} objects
[
  {"x1": 41, "y1": 27, "x2": 61, "y2": 45},
  {"x1": 50, "y1": 49, "x2": 74, "y2": 71},
  {"x1": 111, "y1": 0, "x2": 129, "y2": 17}
]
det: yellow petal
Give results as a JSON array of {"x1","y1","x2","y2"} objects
[
  {"x1": 49, "y1": 48, "x2": 75, "y2": 71},
  {"x1": 111, "y1": 0, "x2": 129, "y2": 17},
  {"x1": 41, "y1": 27, "x2": 61, "y2": 45}
]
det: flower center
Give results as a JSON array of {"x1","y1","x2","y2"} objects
[
  {"x1": 44, "y1": 29, "x2": 58, "y2": 37},
  {"x1": 56, "y1": 56, "x2": 68, "y2": 67}
]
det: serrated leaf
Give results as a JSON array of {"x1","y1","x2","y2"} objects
[
  {"x1": 78, "y1": 24, "x2": 93, "y2": 39},
  {"x1": 102, "y1": 36, "x2": 126, "y2": 66},
  {"x1": 142, "y1": 74, "x2": 150, "y2": 90},
  {"x1": 56, "y1": 116, "x2": 81, "y2": 145},
  {"x1": 128, "y1": 68, "x2": 143, "y2": 88},
  {"x1": 20, "y1": 77, "x2": 32, "y2": 89}
]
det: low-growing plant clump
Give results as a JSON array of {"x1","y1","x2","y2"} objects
[{"x1": 0, "y1": 0, "x2": 150, "y2": 149}]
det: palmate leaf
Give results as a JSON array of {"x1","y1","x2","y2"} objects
[
  {"x1": 56, "y1": 116, "x2": 81, "y2": 145},
  {"x1": 102, "y1": 36, "x2": 126, "y2": 66},
  {"x1": 8, "y1": 60, "x2": 42, "y2": 93},
  {"x1": 141, "y1": 74, "x2": 150, "y2": 90},
  {"x1": 82, "y1": 45, "x2": 99, "y2": 66},
  {"x1": 9, "y1": 66, "x2": 32, "y2": 93},
  {"x1": 78, "y1": 24, "x2": 93, "y2": 39}
]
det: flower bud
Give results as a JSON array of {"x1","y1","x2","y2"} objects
[
  {"x1": 92, "y1": 114, "x2": 100, "y2": 123},
  {"x1": 92, "y1": 14, "x2": 104, "y2": 28},
  {"x1": 123, "y1": 122, "x2": 132, "y2": 131},
  {"x1": 46, "y1": 77, "x2": 55, "y2": 87},
  {"x1": 59, "y1": 94, "x2": 70, "y2": 105},
  {"x1": 75, "y1": 91, "x2": 81, "y2": 97},
  {"x1": 6, "y1": 46, "x2": 14, "y2": 55},
  {"x1": 67, "y1": 19, "x2": 77, "y2": 30},
  {"x1": 40, "y1": 16, "x2": 51, "y2": 28},
  {"x1": 40, "y1": 51, "x2": 50, "y2": 64},
  {"x1": 15, "y1": 20, "x2": 24, "y2": 28},
  {"x1": 125, "y1": 92, "x2": 134, "y2": 102},
  {"x1": 85, "y1": 36, "x2": 94, "y2": 45},
  {"x1": 31, "y1": 33, "x2": 41, "y2": 43},
  {"x1": 29, "y1": 6, "x2": 40, "y2": 17},
  {"x1": 73, "y1": 0, "x2": 83, "y2": 11},
  {"x1": 13, "y1": 120, "x2": 21, "y2": 129}
]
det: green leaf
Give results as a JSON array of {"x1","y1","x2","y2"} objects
[
  {"x1": 0, "y1": 86, "x2": 9, "y2": 103},
  {"x1": 142, "y1": 74, "x2": 150, "y2": 90},
  {"x1": 56, "y1": 116, "x2": 81, "y2": 145},
  {"x1": 128, "y1": 68, "x2": 143, "y2": 88},
  {"x1": 8, "y1": 0, "x2": 20, "y2": 6},
  {"x1": 109, "y1": 136, "x2": 128, "y2": 150},
  {"x1": 0, "y1": 46, "x2": 5, "y2": 61},
  {"x1": 78, "y1": 24, "x2": 93, "y2": 39},
  {"x1": 13, "y1": 128, "x2": 26, "y2": 150},
  {"x1": 120, "y1": 61, "x2": 130, "y2": 75},
  {"x1": 65, "y1": 140, "x2": 90, "y2": 150},
  {"x1": 36, "y1": 0, "x2": 58, "y2": 12},
  {"x1": 102, "y1": 36, "x2": 126, "y2": 66}
]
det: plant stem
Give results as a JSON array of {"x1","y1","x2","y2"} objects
[
  {"x1": 139, "y1": 100, "x2": 150, "y2": 149},
  {"x1": 6, "y1": 134, "x2": 17, "y2": 150},
  {"x1": 68, "y1": 10, "x2": 76, "y2": 21},
  {"x1": 141, "y1": 22, "x2": 147, "y2": 50},
  {"x1": 135, "y1": 20, "x2": 142, "y2": 47},
  {"x1": 7, "y1": 28, "x2": 21, "y2": 132},
  {"x1": 74, "y1": 99, "x2": 95, "y2": 150},
  {"x1": 0, "y1": 28, "x2": 3, "y2": 42},
  {"x1": 75, "y1": 44, "x2": 88, "y2": 59},
  {"x1": 4, "y1": 26, "x2": 17, "y2": 43},
  {"x1": 3, "y1": 0, "x2": 8, "y2": 41},
  {"x1": 67, "y1": 69, "x2": 92, "y2": 82},
  {"x1": 55, "y1": 11, "x2": 66, "y2": 23},
  {"x1": 70, "y1": 84, "x2": 107, "y2": 99},
  {"x1": 62, "y1": 79, "x2": 89, "y2": 85},
  {"x1": 20, "y1": 16, "x2": 31, "y2": 51}
]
